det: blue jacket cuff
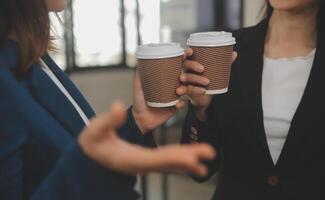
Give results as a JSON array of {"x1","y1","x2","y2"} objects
[{"x1": 117, "y1": 107, "x2": 156, "y2": 148}]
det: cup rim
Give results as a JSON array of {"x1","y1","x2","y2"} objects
[
  {"x1": 188, "y1": 41, "x2": 236, "y2": 47},
  {"x1": 136, "y1": 43, "x2": 184, "y2": 59},
  {"x1": 147, "y1": 99, "x2": 179, "y2": 108},
  {"x1": 136, "y1": 51, "x2": 184, "y2": 59},
  {"x1": 187, "y1": 31, "x2": 236, "y2": 47}
]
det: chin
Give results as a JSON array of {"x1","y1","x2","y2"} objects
[
  {"x1": 269, "y1": 0, "x2": 319, "y2": 12},
  {"x1": 47, "y1": 0, "x2": 68, "y2": 12}
]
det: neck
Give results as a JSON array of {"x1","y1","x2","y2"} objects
[{"x1": 265, "y1": 5, "x2": 319, "y2": 58}]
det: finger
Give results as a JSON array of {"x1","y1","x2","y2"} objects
[
  {"x1": 180, "y1": 73, "x2": 210, "y2": 86},
  {"x1": 183, "y1": 60, "x2": 205, "y2": 73},
  {"x1": 174, "y1": 154, "x2": 208, "y2": 177},
  {"x1": 176, "y1": 86, "x2": 187, "y2": 96},
  {"x1": 184, "y1": 48, "x2": 194, "y2": 59},
  {"x1": 181, "y1": 85, "x2": 206, "y2": 96},
  {"x1": 178, "y1": 144, "x2": 216, "y2": 176},
  {"x1": 145, "y1": 145, "x2": 211, "y2": 176},
  {"x1": 192, "y1": 144, "x2": 216, "y2": 161},
  {"x1": 232, "y1": 51, "x2": 238, "y2": 62},
  {"x1": 163, "y1": 98, "x2": 188, "y2": 115},
  {"x1": 188, "y1": 163, "x2": 208, "y2": 177},
  {"x1": 109, "y1": 102, "x2": 127, "y2": 129},
  {"x1": 134, "y1": 69, "x2": 143, "y2": 95},
  {"x1": 175, "y1": 99, "x2": 188, "y2": 110},
  {"x1": 89, "y1": 102, "x2": 126, "y2": 133}
]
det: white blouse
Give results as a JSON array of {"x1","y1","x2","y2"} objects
[
  {"x1": 262, "y1": 49, "x2": 316, "y2": 164},
  {"x1": 39, "y1": 59, "x2": 90, "y2": 125}
]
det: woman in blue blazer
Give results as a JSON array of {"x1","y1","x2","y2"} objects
[{"x1": 0, "y1": 0, "x2": 216, "y2": 199}]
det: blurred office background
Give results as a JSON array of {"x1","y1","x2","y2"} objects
[{"x1": 50, "y1": 0, "x2": 265, "y2": 199}]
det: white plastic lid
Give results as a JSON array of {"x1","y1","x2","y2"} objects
[
  {"x1": 136, "y1": 43, "x2": 184, "y2": 59},
  {"x1": 187, "y1": 31, "x2": 236, "y2": 47}
]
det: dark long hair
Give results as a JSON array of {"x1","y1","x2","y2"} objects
[
  {"x1": 265, "y1": 1, "x2": 325, "y2": 33},
  {"x1": 0, "y1": 0, "x2": 53, "y2": 72}
]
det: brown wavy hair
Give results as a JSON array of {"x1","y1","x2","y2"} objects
[{"x1": 0, "y1": 0, "x2": 53, "y2": 73}]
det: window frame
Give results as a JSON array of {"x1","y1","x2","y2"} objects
[
  {"x1": 63, "y1": 0, "x2": 141, "y2": 73},
  {"x1": 63, "y1": 0, "x2": 244, "y2": 74},
  {"x1": 214, "y1": 0, "x2": 244, "y2": 30}
]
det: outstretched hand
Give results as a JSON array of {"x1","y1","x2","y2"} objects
[{"x1": 78, "y1": 103, "x2": 216, "y2": 176}]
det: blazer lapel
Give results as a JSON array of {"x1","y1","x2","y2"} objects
[
  {"x1": 42, "y1": 54, "x2": 96, "y2": 119},
  {"x1": 276, "y1": 36, "x2": 325, "y2": 168},
  {"x1": 1, "y1": 39, "x2": 95, "y2": 137},
  {"x1": 21, "y1": 64, "x2": 86, "y2": 137},
  {"x1": 237, "y1": 19, "x2": 274, "y2": 168}
]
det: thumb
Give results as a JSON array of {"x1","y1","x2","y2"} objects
[
  {"x1": 133, "y1": 69, "x2": 146, "y2": 104},
  {"x1": 109, "y1": 102, "x2": 127, "y2": 129},
  {"x1": 232, "y1": 51, "x2": 238, "y2": 62},
  {"x1": 134, "y1": 69, "x2": 142, "y2": 93},
  {"x1": 164, "y1": 99, "x2": 187, "y2": 118},
  {"x1": 184, "y1": 48, "x2": 194, "y2": 60},
  {"x1": 87, "y1": 102, "x2": 127, "y2": 140}
]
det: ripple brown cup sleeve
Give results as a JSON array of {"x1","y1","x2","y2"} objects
[
  {"x1": 138, "y1": 55, "x2": 183, "y2": 107},
  {"x1": 190, "y1": 45, "x2": 234, "y2": 94}
]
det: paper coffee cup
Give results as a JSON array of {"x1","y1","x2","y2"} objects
[
  {"x1": 136, "y1": 43, "x2": 184, "y2": 107},
  {"x1": 187, "y1": 32, "x2": 236, "y2": 95}
]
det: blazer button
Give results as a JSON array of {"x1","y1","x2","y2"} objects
[{"x1": 268, "y1": 175, "x2": 278, "y2": 187}]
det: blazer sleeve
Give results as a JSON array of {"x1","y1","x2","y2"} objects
[
  {"x1": 31, "y1": 141, "x2": 140, "y2": 200},
  {"x1": 181, "y1": 97, "x2": 223, "y2": 182},
  {"x1": 0, "y1": 66, "x2": 141, "y2": 200},
  {"x1": 117, "y1": 107, "x2": 157, "y2": 148},
  {"x1": 32, "y1": 110, "x2": 150, "y2": 200},
  {"x1": 0, "y1": 73, "x2": 27, "y2": 200}
]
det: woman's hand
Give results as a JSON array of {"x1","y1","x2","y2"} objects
[
  {"x1": 132, "y1": 70, "x2": 187, "y2": 134},
  {"x1": 78, "y1": 103, "x2": 216, "y2": 176},
  {"x1": 176, "y1": 48, "x2": 238, "y2": 121}
]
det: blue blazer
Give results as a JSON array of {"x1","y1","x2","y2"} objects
[{"x1": 0, "y1": 40, "x2": 155, "y2": 200}]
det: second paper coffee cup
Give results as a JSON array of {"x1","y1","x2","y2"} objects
[
  {"x1": 136, "y1": 43, "x2": 184, "y2": 107},
  {"x1": 187, "y1": 32, "x2": 236, "y2": 95}
]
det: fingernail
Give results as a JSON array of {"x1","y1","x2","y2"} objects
[
  {"x1": 204, "y1": 78, "x2": 210, "y2": 85},
  {"x1": 177, "y1": 88, "x2": 183, "y2": 94},
  {"x1": 199, "y1": 65, "x2": 205, "y2": 72},
  {"x1": 180, "y1": 74, "x2": 186, "y2": 82}
]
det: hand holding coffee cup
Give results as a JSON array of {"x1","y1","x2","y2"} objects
[
  {"x1": 187, "y1": 32, "x2": 236, "y2": 94},
  {"x1": 136, "y1": 43, "x2": 184, "y2": 108},
  {"x1": 177, "y1": 32, "x2": 238, "y2": 121}
]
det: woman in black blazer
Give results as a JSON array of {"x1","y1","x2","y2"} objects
[{"x1": 178, "y1": 0, "x2": 325, "y2": 199}]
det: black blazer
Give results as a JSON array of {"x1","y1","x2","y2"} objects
[{"x1": 182, "y1": 19, "x2": 325, "y2": 200}]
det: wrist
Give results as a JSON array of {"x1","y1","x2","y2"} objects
[
  {"x1": 132, "y1": 107, "x2": 150, "y2": 135},
  {"x1": 193, "y1": 106, "x2": 208, "y2": 122}
]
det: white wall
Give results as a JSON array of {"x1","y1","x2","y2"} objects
[{"x1": 70, "y1": 69, "x2": 135, "y2": 114}]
